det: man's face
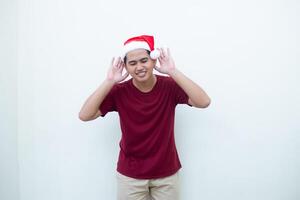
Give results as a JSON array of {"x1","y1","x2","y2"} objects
[{"x1": 125, "y1": 49, "x2": 156, "y2": 83}]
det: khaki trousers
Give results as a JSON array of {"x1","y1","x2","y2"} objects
[{"x1": 116, "y1": 171, "x2": 180, "y2": 200}]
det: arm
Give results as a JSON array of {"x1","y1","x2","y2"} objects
[
  {"x1": 154, "y1": 48, "x2": 211, "y2": 108},
  {"x1": 78, "y1": 79, "x2": 115, "y2": 121},
  {"x1": 78, "y1": 57, "x2": 128, "y2": 121}
]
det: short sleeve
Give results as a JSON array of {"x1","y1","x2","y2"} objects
[
  {"x1": 99, "y1": 86, "x2": 118, "y2": 117},
  {"x1": 172, "y1": 80, "x2": 190, "y2": 105}
]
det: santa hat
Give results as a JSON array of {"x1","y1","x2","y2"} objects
[{"x1": 122, "y1": 35, "x2": 160, "y2": 60}]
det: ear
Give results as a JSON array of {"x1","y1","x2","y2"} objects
[
  {"x1": 122, "y1": 60, "x2": 128, "y2": 69},
  {"x1": 124, "y1": 64, "x2": 129, "y2": 71},
  {"x1": 152, "y1": 59, "x2": 157, "y2": 65}
]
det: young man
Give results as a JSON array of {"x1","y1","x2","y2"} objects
[{"x1": 79, "y1": 35, "x2": 211, "y2": 200}]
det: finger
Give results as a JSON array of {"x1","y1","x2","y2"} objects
[
  {"x1": 154, "y1": 65, "x2": 162, "y2": 73},
  {"x1": 159, "y1": 48, "x2": 163, "y2": 58},
  {"x1": 120, "y1": 59, "x2": 125, "y2": 67},
  {"x1": 114, "y1": 57, "x2": 120, "y2": 68},
  {"x1": 156, "y1": 49, "x2": 162, "y2": 60},
  {"x1": 119, "y1": 72, "x2": 129, "y2": 82},
  {"x1": 118, "y1": 62, "x2": 126, "y2": 72},
  {"x1": 167, "y1": 48, "x2": 171, "y2": 57},
  {"x1": 158, "y1": 56, "x2": 163, "y2": 64},
  {"x1": 122, "y1": 72, "x2": 129, "y2": 79},
  {"x1": 118, "y1": 57, "x2": 124, "y2": 68},
  {"x1": 161, "y1": 48, "x2": 166, "y2": 58},
  {"x1": 111, "y1": 57, "x2": 115, "y2": 67},
  {"x1": 116, "y1": 57, "x2": 121, "y2": 68}
]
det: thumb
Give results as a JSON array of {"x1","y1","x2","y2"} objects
[
  {"x1": 121, "y1": 72, "x2": 129, "y2": 81},
  {"x1": 154, "y1": 66, "x2": 162, "y2": 73}
]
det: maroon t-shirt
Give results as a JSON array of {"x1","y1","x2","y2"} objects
[{"x1": 100, "y1": 75, "x2": 190, "y2": 179}]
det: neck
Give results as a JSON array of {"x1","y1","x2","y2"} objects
[{"x1": 132, "y1": 75, "x2": 157, "y2": 93}]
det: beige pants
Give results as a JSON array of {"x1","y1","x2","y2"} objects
[{"x1": 116, "y1": 171, "x2": 180, "y2": 200}]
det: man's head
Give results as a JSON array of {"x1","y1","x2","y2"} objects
[
  {"x1": 122, "y1": 35, "x2": 160, "y2": 82},
  {"x1": 124, "y1": 48, "x2": 157, "y2": 82}
]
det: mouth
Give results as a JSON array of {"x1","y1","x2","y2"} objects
[{"x1": 135, "y1": 71, "x2": 147, "y2": 78}]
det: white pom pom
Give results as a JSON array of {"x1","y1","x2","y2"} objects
[{"x1": 150, "y1": 49, "x2": 160, "y2": 59}]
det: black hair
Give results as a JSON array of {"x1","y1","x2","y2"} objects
[{"x1": 123, "y1": 50, "x2": 151, "y2": 64}]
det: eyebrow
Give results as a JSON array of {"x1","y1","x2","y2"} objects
[{"x1": 128, "y1": 57, "x2": 148, "y2": 63}]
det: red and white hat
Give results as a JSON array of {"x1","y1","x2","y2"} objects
[{"x1": 122, "y1": 35, "x2": 160, "y2": 60}]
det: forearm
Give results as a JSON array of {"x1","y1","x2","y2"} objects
[
  {"x1": 169, "y1": 69, "x2": 211, "y2": 108},
  {"x1": 79, "y1": 79, "x2": 115, "y2": 121}
]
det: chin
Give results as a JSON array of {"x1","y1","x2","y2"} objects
[
  {"x1": 134, "y1": 76, "x2": 148, "y2": 82},
  {"x1": 134, "y1": 73, "x2": 152, "y2": 82}
]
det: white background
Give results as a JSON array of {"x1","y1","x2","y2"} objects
[{"x1": 1, "y1": 0, "x2": 299, "y2": 200}]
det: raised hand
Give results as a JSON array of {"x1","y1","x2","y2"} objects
[
  {"x1": 107, "y1": 57, "x2": 129, "y2": 83},
  {"x1": 154, "y1": 48, "x2": 176, "y2": 75}
]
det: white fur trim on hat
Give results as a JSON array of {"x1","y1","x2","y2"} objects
[{"x1": 122, "y1": 41, "x2": 151, "y2": 58}]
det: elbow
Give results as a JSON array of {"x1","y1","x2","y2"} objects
[
  {"x1": 78, "y1": 113, "x2": 88, "y2": 121},
  {"x1": 196, "y1": 97, "x2": 211, "y2": 108},
  {"x1": 78, "y1": 110, "x2": 101, "y2": 121},
  {"x1": 201, "y1": 99, "x2": 211, "y2": 108},
  {"x1": 78, "y1": 112, "x2": 91, "y2": 122}
]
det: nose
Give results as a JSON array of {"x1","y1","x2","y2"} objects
[{"x1": 136, "y1": 62, "x2": 144, "y2": 70}]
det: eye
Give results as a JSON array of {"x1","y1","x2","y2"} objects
[
  {"x1": 128, "y1": 61, "x2": 137, "y2": 66},
  {"x1": 141, "y1": 58, "x2": 148, "y2": 63}
]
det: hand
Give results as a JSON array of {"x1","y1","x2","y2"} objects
[
  {"x1": 154, "y1": 48, "x2": 176, "y2": 75},
  {"x1": 107, "y1": 57, "x2": 129, "y2": 83}
]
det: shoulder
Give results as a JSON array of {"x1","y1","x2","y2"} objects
[
  {"x1": 157, "y1": 74, "x2": 173, "y2": 83},
  {"x1": 113, "y1": 78, "x2": 132, "y2": 90},
  {"x1": 108, "y1": 79, "x2": 132, "y2": 97},
  {"x1": 156, "y1": 75, "x2": 176, "y2": 88}
]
